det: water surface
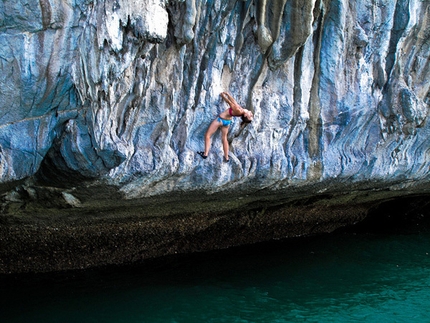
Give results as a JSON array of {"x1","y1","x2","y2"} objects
[{"x1": 2, "y1": 230, "x2": 430, "y2": 322}]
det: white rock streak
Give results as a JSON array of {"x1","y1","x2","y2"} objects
[{"x1": 0, "y1": 0, "x2": 429, "y2": 197}]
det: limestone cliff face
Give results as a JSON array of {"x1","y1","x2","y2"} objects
[
  {"x1": 1, "y1": 0, "x2": 430, "y2": 198},
  {"x1": 1, "y1": 0, "x2": 430, "y2": 274}
]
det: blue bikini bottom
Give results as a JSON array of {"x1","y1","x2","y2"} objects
[{"x1": 218, "y1": 116, "x2": 232, "y2": 127}]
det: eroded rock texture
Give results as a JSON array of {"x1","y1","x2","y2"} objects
[
  {"x1": 0, "y1": 0, "x2": 430, "y2": 273},
  {"x1": 1, "y1": 0, "x2": 429, "y2": 196}
]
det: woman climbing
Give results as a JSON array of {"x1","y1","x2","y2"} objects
[{"x1": 197, "y1": 92, "x2": 254, "y2": 162}]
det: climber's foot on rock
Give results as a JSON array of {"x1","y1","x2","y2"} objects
[{"x1": 197, "y1": 151, "x2": 207, "y2": 159}]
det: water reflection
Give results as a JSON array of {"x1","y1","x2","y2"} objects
[{"x1": 2, "y1": 231, "x2": 430, "y2": 322}]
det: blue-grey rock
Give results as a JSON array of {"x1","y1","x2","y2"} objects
[{"x1": 0, "y1": 0, "x2": 429, "y2": 197}]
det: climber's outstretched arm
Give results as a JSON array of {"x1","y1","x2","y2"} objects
[{"x1": 220, "y1": 92, "x2": 243, "y2": 115}]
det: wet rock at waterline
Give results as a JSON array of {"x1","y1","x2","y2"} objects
[{"x1": 1, "y1": 0, "x2": 430, "y2": 273}]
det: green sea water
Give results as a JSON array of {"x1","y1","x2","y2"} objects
[{"x1": 2, "y1": 229, "x2": 430, "y2": 322}]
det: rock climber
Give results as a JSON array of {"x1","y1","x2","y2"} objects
[{"x1": 197, "y1": 92, "x2": 254, "y2": 162}]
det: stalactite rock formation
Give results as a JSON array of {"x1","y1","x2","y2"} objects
[{"x1": 1, "y1": 0, "x2": 429, "y2": 195}]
